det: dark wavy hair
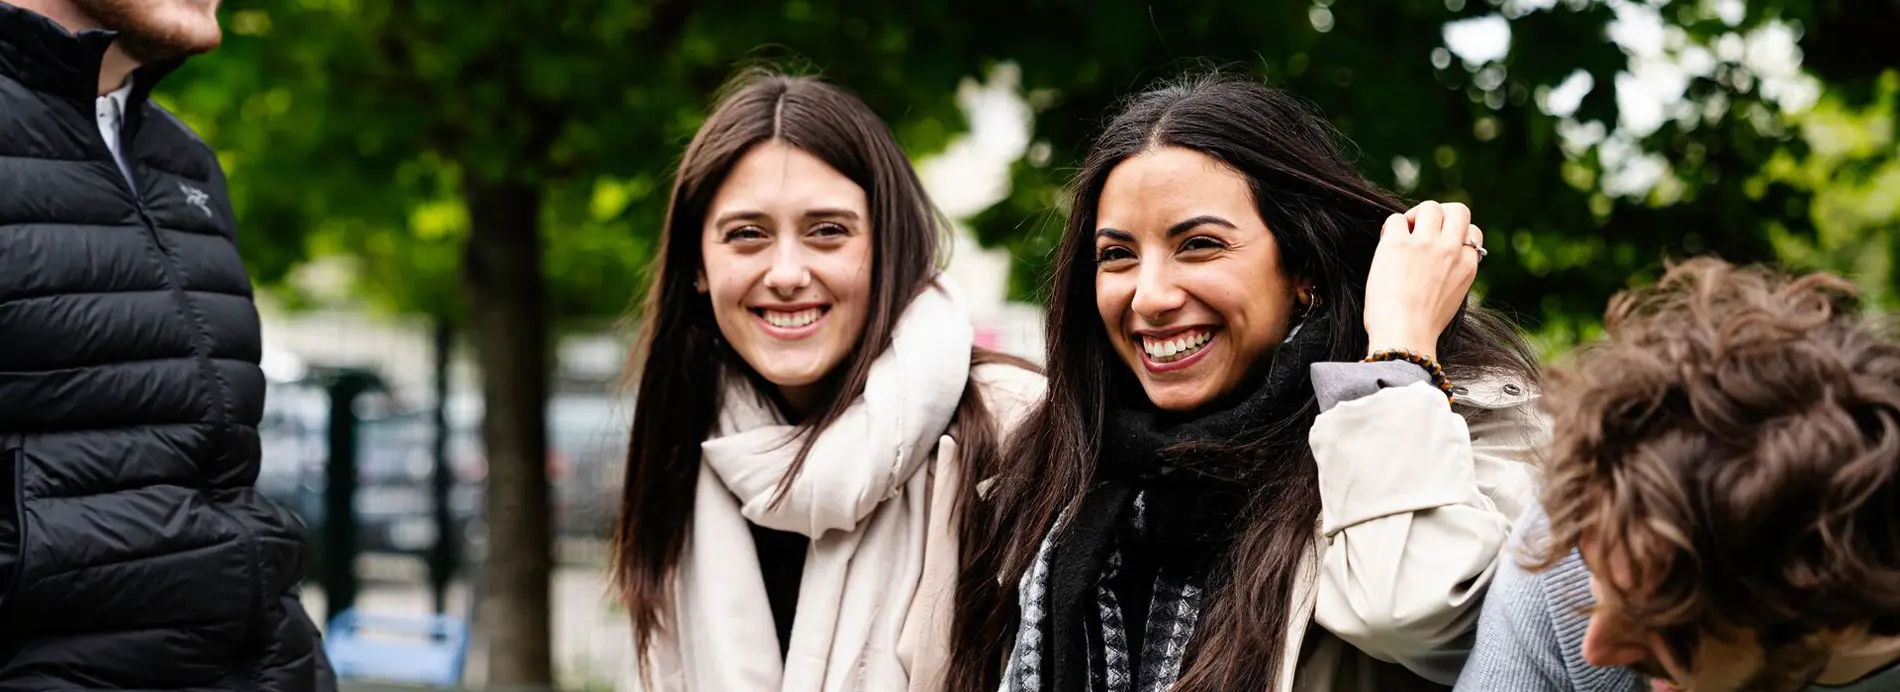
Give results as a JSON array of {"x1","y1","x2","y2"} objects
[
  {"x1": 1529, "y1": 257, "x2": 1900, "y2": 655},
  {"x1": 612, "y1": 70, "x2": 1033, "y2": 688},
  {"x1": 949, "y1": 73, "x2": 1539, "y2": 691}
]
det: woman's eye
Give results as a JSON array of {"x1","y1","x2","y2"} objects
[
  {"x1": 1095, "y1": 246, "x2": 1135, "y2": 264},
  {"x1": 723, "y1": 226, "x2": 767, "y2": 242},
  {"x1": 1181, "y1": 236, "x2": 1226, "y2": 253},
  {"x1": 810, "y1": 223, "x2": 849, "y2": 238}
]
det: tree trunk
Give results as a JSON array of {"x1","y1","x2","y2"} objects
[
  {"x1": 428, "y1": 316, "x2": 457, "y2": 615},
  {"x1": 462, "y1": 177, "x2": 553, "y2": 686}
]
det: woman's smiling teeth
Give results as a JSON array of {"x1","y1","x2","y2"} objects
[
  {"x1": 1142, "y1": 329, "x2": 1213, "y2": 362},
  {"x1": 759, "y1": 307, "x2": 825, "y2": 329}
]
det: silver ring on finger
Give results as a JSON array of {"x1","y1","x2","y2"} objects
[{"x1": 1463, "y1": 239, "x2": 1488, "y2": 259}]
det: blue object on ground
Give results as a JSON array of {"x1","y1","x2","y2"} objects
[{"x1": 325, "y1": 608, "x2": 469, "y2": 688}]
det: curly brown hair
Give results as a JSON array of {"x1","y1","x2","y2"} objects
[{"x1": 1529, "y1": 257, "x2": 1900, "y2": 647}]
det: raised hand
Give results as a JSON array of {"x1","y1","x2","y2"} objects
[{"x1": 1361, "y1": 200, "x2": 1485, "y2": 360}]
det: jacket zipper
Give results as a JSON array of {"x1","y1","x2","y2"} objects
[{"x1": 110, "y1": 107, "x2": 268, "y2": 671}]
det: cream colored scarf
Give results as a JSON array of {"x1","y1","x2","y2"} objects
[{"x1": 630, "y1": 279, "x2": 975, "y2": 692}]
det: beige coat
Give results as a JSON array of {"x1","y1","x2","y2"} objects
[
  {"x1": 1280, "y1": 376, "x2": 1545, "y2": 691},
  {"x1": 897, "y1": 362, "x2": 1048, "y2": 691}
]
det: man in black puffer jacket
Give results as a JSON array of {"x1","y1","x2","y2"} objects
[{"x1": 0, "y1": 1, "x2": 333, "y2": 689}]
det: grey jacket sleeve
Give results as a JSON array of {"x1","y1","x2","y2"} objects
[{"x1": 1310, "y1": 361, "x2": 1432, "y2": 412}]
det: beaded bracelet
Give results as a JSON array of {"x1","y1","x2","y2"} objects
[{"x1": 1363, "y1": 349, "x2": 1457, "y2": 403}]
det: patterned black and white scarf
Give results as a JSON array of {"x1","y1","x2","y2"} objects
[{"x1": 1000, "y1": 313, "x2": 1334, "y2": 692}]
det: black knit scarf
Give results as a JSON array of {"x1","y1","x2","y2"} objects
[{"x1": 1035, "y1": 312, "x2": 1335, "y2": 691}]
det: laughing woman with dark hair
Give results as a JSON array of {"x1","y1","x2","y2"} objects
[
  {"x1": 955, "y1": 75, "x2": 1546, "y2": 692},
  {"x1": 611, "y1": 71, "x2": 1044, "y2": 692}
]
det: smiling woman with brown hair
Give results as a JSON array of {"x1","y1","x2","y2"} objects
[
  {"x1": 956, "y1": 74, "x2": 1546, "y2": 692},
  {"x1": 611, "y1": 70, "x2": 1044, "y2": 691}
]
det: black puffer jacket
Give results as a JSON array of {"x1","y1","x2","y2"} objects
[{"x1": 0, "y1": 7, "x2": 333, "y2": 690}]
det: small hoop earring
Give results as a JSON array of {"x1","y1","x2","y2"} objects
[{"x1": 1286, "y1": 289, "x2": 1320, "y2": 343}]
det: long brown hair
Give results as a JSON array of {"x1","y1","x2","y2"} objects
[
  {"x1": 611, "y1": 69, "x2": 1034, "y2": 681},
  {"x1": 952, "y1": 73, "x2": 1539, "y2": 691}
]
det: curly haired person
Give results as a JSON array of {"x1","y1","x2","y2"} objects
[{"x1": 1456, "y1": 257, "x2": 1900, "y2": 692}]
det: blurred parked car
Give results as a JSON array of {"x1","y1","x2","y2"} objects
[
  {"x1": 256, "y1": 371, "x2": 484, "y2": 565},
  {"x1": 256, "y1": 367, "x2": 628, "y2": 569}
]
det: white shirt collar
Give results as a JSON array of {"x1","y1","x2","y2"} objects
[
  {"x1": 102, "y1": 80, "x2": 132, "y2": 106},
  {"x1": 98, "y1": 80, "x2": 133, "y2": 127},
  {"x1": 97, "y1": 78, "x2": 136, "y2": 188}
]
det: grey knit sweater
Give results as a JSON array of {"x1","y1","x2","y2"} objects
[
  {"x1": 1455, "y1": 506, "x2": 1900, "y2": 691},
  {"x1": 1452, "y1": 505, "x2": 1646, "y2": 692}
]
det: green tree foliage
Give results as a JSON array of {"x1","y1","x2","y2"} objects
[{"x1": 1768, "y1": 72, "x2": 1900, "y2": 305}]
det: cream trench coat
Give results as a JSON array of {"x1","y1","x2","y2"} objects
[{"x1": 1276, "y1": 375, "x2": 1545, "y2": 691}]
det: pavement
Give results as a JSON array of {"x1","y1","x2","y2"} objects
[{"x1": 301, "y1": 554, "x2": 630, "y2": 691}]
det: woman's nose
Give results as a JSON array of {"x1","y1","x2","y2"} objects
[
  {"x1": 1130, "y1": 262, "x2": 1184, "y2": 319},
  {"x1": 763, "y1": 246, "x2": 812, "y2": 293}
]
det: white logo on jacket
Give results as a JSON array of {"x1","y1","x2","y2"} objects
[{"x1": 179, "y1": 182, "x2": 212, "y2": 218}]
